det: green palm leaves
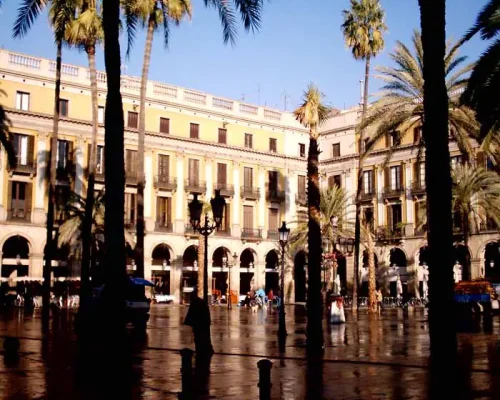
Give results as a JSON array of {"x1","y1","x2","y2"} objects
[
  {"x1": 341, "y1": 0, "x2": 387, "y2": 60},
  {"x1": 361, "y1": 31, "x2": 478, "y2": 163},
  {"x1": 293, "y1": 84, "x2": 330, "y2": 140}
]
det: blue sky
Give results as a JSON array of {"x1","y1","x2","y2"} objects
[{"x1": 0, "y1": 0, "x2": 489, "y2": 111}]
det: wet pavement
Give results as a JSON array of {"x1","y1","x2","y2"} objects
[{"x1": 0, "y1": 304, "x2": 500, "y2": 399}]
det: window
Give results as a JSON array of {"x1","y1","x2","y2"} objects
[
  {"x1": 390, "y1": 166, "x2": 402, "y2": 190},
  {"x1": 299, "y1": 143, "x2": 306, "y2": 158},
  {"x1": 125, "y1": 149, "x2": 138, "y2": 174},
  {"x1": 413, "y1": 127, "x2": 422, "y2": 143},
  {"x1": 9, "y1": 181, "x2": 31, "y2": 219},
  {"x1": 415, "y1": 201, "x2": 426, "y2": 233},
  {"x1": 451, "y1": 155, "x2": 462, "y2": 170},
  {"x1": 96, "y1": 145, "x2": 104, "y2": 174},
  {"x1": 361, "y1": 138, "x2": 369, "y2": 153},
  {"x1": 56, "y1": 140, "x2": 72, "y2": 170},
  {"x1": 55, "y1": 185, "x2": 70, "y2": 222},
  {"x1": 158, "y1": 154, "x2": 169, "y2": 176},
  {"x1": 298, "y1": 175, "x2": 306, "y2": 193},
  {"x1": 387, "y1": 203, "x2": 402, "y2": 231},
  {"x1": 222, "y1": 203, "x2": 231, "y2": 231},
  {"x1": 13, "y1": 134, "x2": 34, "y2": 167},
  {"x1": 59, "y1": 99, "x2": 69, "y2": 117},
  {"x1": 188, "y1": 158, "x2": 199, "y2": 185},
  {"x1": 332, "y1": 143, "x2": 340, "y2": 157},
  {"x1": 217, "y1": 163, "x2": 227, "y2": 188},
  {"x1": 156, "y1": 197, "x2": 172, "y2": 227},
  {"x1": 243, "y1": 205, "x2": 253, "y2": 229},
  {"x1": 418, "y1": 162, "x2": 425, "y2": 183},
  {"x1": 218, "y1": 128, "x2": 227, "y2": 144},
  {"x1": 244, "y1": 167, "x2": 253, "y2": 188},
  {"x1": 268, "y1": 208, "x2": 279, "y2": 231},
  {"x1": 363, "y1": 207, "x2": 374, "y2": 226},
  {"x1": 269, "y1": 138, "x2": 277, "y2": 153},
  {"x1": 268, "y1": 171, "x2": 278, "y2": 192},
  {"x1": 334, "y1": 174, "x2": 342, "y2": 188},
  {"x1": 245, "y1": 133, "x2": 253, "y2": 149},
  {"x1": 16, "y1": 92, "x2": 30, "y2": 111},
  {"x1": 190, "y1": 123, "x2": 199, "y2": 139},
  {"x1": 160, "y1": 117, "x2": 170, "y2": 134},
  {"x1": 125, "y1": 193, "x2": 137, "y2": 224},
  {"x1": 386, "y1": 131, "x2": 400, "y2": 147},
  {"x1": 128, "y1": 111, "x2": 138, "y2": 128},
  {"x1": 363, "y1": 170, "x2": 374, "y2": 194},
  {"x1": 98, "y1": 106, "x2": 105, "y2": 124}
]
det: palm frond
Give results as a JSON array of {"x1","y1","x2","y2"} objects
[
  {"x1": 0, "y1": 104, "x2": 16, "y2": 169},
  {"x1": 293, "y1": 83, "x2": 330, "y2": 131},
  {"x1": 13, "y1": 0, "x2": 49, "y2": 38},
  {"x1": 204, "y1": 0, "x2": 237, "y2": 45},
  {"x1": 461, "y1": 0, "x2": 500, "y2": 43}
]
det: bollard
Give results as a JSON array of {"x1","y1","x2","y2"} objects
[
  {"x1": 179, "y1": 348, "x2": 194, "y2": 400},
  {"x1": 257, "y1": 359, "x2": 273, "y2": 400}
]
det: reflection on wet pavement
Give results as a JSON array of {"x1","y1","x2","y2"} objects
[{"x1": 0, "y1": 305, "x2": 499, "y2": 399}]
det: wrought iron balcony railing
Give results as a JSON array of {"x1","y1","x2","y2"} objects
[
  {"x1": 154, "y1": 175, "x2": 177, "y2": 191},
  {"x1": 9, "y1": 159, "x2": 36, "y2": 176},
  {"x1": 382, "y1": 185, "x2": 405, "y2": 198},
  {"x1": 411, "y1": 180, "x2": 426, "y2": 195},
  {"x1": 185, "y1": 179, "x2": 207, "y2": 194},
  {"x1": 6, "y1": 210, "x2": 31, "y2": 223},
  {"x1": 240, "y1": 186, "x2": 260, "y2": 200},
  {"x1": 214, "y1": 183, "x2": 234, "y2": 197},
  {"x1": 155, "y1": 221, "x2": 173, "y2": 232},
  {"x1": 242, "y1": 228, "x2": 262, "y2": 239},
  {"x1": 266, "y1": 189, "x2": 286, "y2": 202}
]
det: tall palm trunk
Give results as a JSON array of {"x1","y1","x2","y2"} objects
[
  {"x1": 43, "y1": 40, "x2": 62, "y2": 325},
  {"x1": 80, "y1": 44, "x2": 98, "y2": 306},
  {"x1": 418, "y1": 0, "x2": 457, "y2": 369},
  {"x1": 367, "y1": 225, "x2": 377, "y2": 313},
  {"x1": 353, "y1": 55, "x2": 371, "y2": 311},
  {"x1": 103, "y1": 0, "x2": 126, "y2": 307},
  {"x1": 197, "y1": 236, "x2": 204, "y2": 299},
  {"x1": 462, "y1": 211, "x2": 471, "y2": 280},
  {"x1": 135, "y1": 15, "x2": 155, "y2": 279},
  {"x1": 306, "y1": 134, "x2": 323, "y2": 353}
]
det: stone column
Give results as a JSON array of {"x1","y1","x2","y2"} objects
[
  {"x1": 405, "y1": 162, "x2": 413, "y2": 222},
  {"x1": 229, "y1": 262, "x2": 240, "y2": 301},
  {"x1": 258, "y1": 167, "x2": 266, "y2": 236},
  {"x1": 471, "y1": 258, "x2": 483, "y2": 280},
  {"x1": 254, "y1": 262, "x2": 265, "y2": 290},
  {"x1": 33, "y1": 132, "x2": 48, "y2": 224},
  {"x1": 346, "y1": 255, "x2": 355, "y2": 291},
  {"x1": 30, "y1": 253, "x2": 44, "y2": 278},
  {"x1": 170, "y1": 259, "x2": 183, "y2": 304},
  {"x1": 232, "y1": 163, "x2": 241, "y2": 237},
  {"x1": 377, "y1": 166, "x2": 385, "y2": 227},
  {"x1": 175, "y1": 153, "x2": 185, "y2": 233},
  {"x1": 144, "y1": 149, "x2": 154, "y2": 231},
  {"x1": 285, "y1": 258, "x2": 294, "y2": 303},
  {"x1": 74, "y1": 137, "x2": 84, "y2": 197}
]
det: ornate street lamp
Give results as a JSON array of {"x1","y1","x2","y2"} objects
[
  {"x1": 278, "y1": 221, "x2": 290, "y2": 338},
  {"x1": 187, "y1": 190, "x2": 225, "y2": 357}
]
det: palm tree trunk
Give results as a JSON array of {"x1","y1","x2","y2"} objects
[
  {"x1": 463, "y1": 212, "x2": 470, "y2": 281},
  {"x1": 418, "y1": 0, "x2": 457, "y2": 371},
  {"x1": 367, "y1": 225, "x2": 377, "y2": 313},
  {"x1": 43, "y1": 40, "x2": 62, "y2": 325},
  {"x1": 197, "y1": 235, "x2": 204, "y2": 299},
  {"x1": 135, "y1": 15, "x2": 155, "y2": 279},
  {"x1": 80, "y1": 44, "x2": 98, "y2": 307},
  {"x1": 103, "y1": 0, "x2": 126, "y2": 306},
  {"x1": 353, "y1": 55, "x2": 372, "y2": 311},
  {"x1": 306, "y1": 133, "x2": 323, "y2": 353}
]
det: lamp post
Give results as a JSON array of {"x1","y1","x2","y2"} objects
[
  {"x1": 278, "y1": 221, "x2": 290, "y2": 338},
  {"x1": 187, "y1": 190, "x2": 225, "y2": 357},
  {"x1": 223, "y1": 253, "x2": 229, "y2": 309}
]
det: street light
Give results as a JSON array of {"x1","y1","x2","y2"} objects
[
  {"x1": 188, "y1": 190, "x2": 225, "y2": 357},
  {"x1": 278, "y1": 221, "x2": 290, "y2": 338}
]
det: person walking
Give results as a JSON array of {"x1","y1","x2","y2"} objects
[
  {"x1": 267, "y1": 289, "x2": 274, "y2": 308},
  {"x1": 376, "y1": 289, "x2": 383, "y2": 314}
]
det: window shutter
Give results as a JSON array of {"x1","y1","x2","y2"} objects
[
  {"x1": 68, "y1": 141, "x2": 74, "y2": 169},
  {"x1": 399, "y1": 164, "x2": 404, "y2": 188},
  {"x1": 477, "y1": 151, "x2": 486, "y2": 168},
  {"x1": 27, "y1": 136, "x2": 34, "y2": 166},
  {"x1": 160, "y1": 118, "x2": 170, "y2": 134},
  {"x1": 224, "y1": 203, "x2": 230, "y2": 230},
  {"x1": 167, "y1": 197, "x2": 172, "y2": 224},
  {"x1": 387, "y1": 205, "x2": 393, "y2": 229},
  {"x1": 384, "y1": 167, "x2": 390, "y2": 188},
  {"x1": 87, "y1": 143, "x2": 92, "y2": 170},
  {"x1": 218, "y1": 128, "x2": 227, "y2": 144},
  {"x1": 385, "y1": 133, "x2": 390, "y2": 148},
  {"x1": 217, "y1": 163, "x2": 227, "y2": 185},
  {"x1": 244, "y1": 167, "x2": 252, "y2": 188},
  {"x1": 156, "y1": 197, "x2": 162, "y2": 223},
  {"x1": 413, "y1": 127, "x2": 421, "y2": 143},
  {"x1": 7, "y1": 181, "x2": 12, "y2": 213},
  {"x1": 298, "y1": 175, "x2": 306, "y2": 193},
  {"x1": 244, "y1": 206, "x2": 253, "y2": 229},
  {"x1": 328, "y1": 176, "x2": 334, "y2": 189}
]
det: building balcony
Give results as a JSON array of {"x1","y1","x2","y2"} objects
[
  {"x1": 214, "y1": 183, "x2": 234, "y2": 197},
  {"x1": 242, "y1": 228, "x2": 262, "y2": 240},
  {"x1": 185, "y1": 179, "x2": 206, "y2": 194},
  {"x1": 360, "y1": 188, "x2": 375, "y2": 202},
  {"x1": 8, "y1": 159, "x2": 36, "y2": 176},
  {"x1": 376, "y1": 226, "x2": 405, "y2": 242},
  {"x1": 411, "y1": 180, "x2": 426, "y2": 196},
  {"x1": 124, "y1": 218, "x2": 136, "y2": 230},
  {"x1": 382, "y1": 185, "x2": 405, "y2": 198},
  {"x1": 6, "y1": 210, "x2": 31, "y2": 223},
  {"x1": 266, "y1": 189, "x2": 286, "y2": 203},
  {"x1": 154, "y1": 175, "x2": 177, "y2": 191},
  {"x1": 95, "y1": 171, "x2": 105, "y2": 183},
  {"x1": 267, "y1": 230, "x2": 279, "y2": 241},
  {"x1": 479, "y1": 220, "x2": 498, "y2": 233},
  {"x1": 56, "y1": 162, "x2": 74, "y2": 183},
  {"x1": 215, "y1": 227, "x2": 231, "y2": 237},
  {"x1": 184, "y1": 223, "x2": 199, "y2": 237},
  {"x1": 296, "y1": 193, "x2": 307, "y2": 206},
  {"x1": 155, "y1": 221, "x2": 173, "y2": 232},
  {"x1": 240, "y1": 186, "x2": 260, "y2": 200}
]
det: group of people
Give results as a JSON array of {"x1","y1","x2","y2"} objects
[{"x1": 241, "y1": 289, "x2": 280, "y2": 311}]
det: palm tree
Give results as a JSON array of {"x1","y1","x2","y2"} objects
[
  {"x1": 0, "y1": 90, "x2": 17, "y2": 169},
  {"x1": 123, "y1": 0, "x2": 191, "y2": 279},
  {"x1": 57, "y1": 192, "x2": 135, "y2": 267},
  {"x1": 418, "y1": 0, "x2": 457, "y2": 377},
  {"x1": 102, "y1": 0, "x2": 127, "y2": 311},
  {"x1": 65, "y1": 0, "x2": 103, "y2": 304},
  {"x1": 452, "y1": 164, "x2": 500, "y2": 279},
  {"x1": 361, "y1": 31, "x2": 478, "y2": 162},
  {"x1": 293, "y1": 84, "x2": 330, "y2": 353},
  {"x1": 14, "y1": 0, "x2": 76, "y2": 323},
  {"x1": 460, "y1": 0, "x2": 500, "y2": 137},
  {"x1": 341, "y1": 0, "x2": 387, "y2": 311}
]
